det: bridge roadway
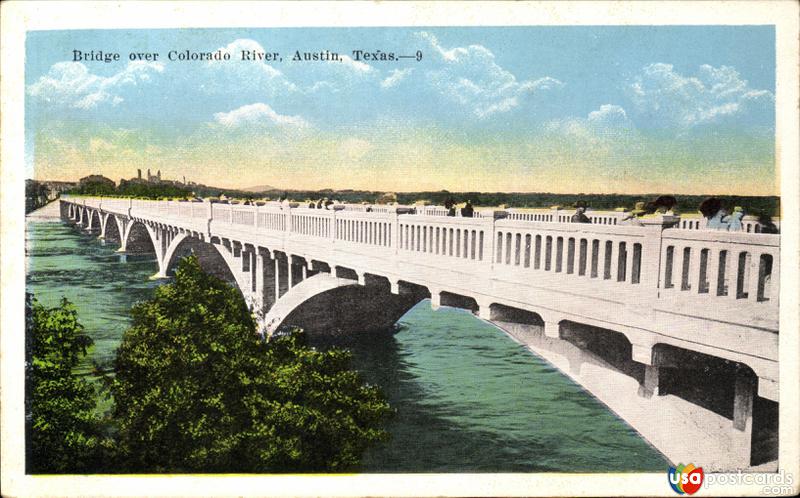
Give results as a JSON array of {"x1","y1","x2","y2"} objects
[{"x1": 59, "y1": 196, "x2": 780, "y2": 469}]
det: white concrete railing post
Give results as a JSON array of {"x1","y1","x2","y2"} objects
[
  {"x1": 330, "y1": 208, "x2": 337, "y2": 244},
  {"x1": 392, "y1": 209, "x2": 400, "y2": 255},
  {"x1": 486, "y1": 210, "x2": 507, "y2": 270},
  {"x1": 206, "y1": 201, "x2": 214, "y2": 237},
  {"x1": 639, "y1": 214, "x2": 680, "y2": 300}
]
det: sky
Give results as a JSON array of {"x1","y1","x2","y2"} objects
[{"x1": 25, "y1": 26, "x2": 776, "y2": 195}]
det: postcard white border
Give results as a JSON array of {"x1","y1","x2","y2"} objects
[{"x1": 2, "y1": 1, "x2": 798, "y2": 496}]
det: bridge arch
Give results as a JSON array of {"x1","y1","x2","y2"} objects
[
  {"x1": 122, "y1": 219, "x2": 157, "y2": 254},
  {"x1": 263, "y1": 272, "x2": 429, "y2": 336},
  {"x1": 103, "y1": 213, "x2": 123, "y2": 244},
  {"x1": 161, "y1": 234, "x2": 247, "y2": 300}
]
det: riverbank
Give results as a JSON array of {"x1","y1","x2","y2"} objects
[{"x1": 25, "y1": 199, "x2": 62, "y2": 221}]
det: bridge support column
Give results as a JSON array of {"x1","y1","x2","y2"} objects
[
  {"x1": 430, "y1": 288, "x2": 441, "y2": 311},
  {"x1": 732, "y1": 371, "x2": 755, "y2": 467},
  {"x1": 99, "y1": 213, "x2": 109, "y2": 239},
  {"x1": 275, "y1": 253, "x2": 289, "y2": 298},
  {"x1": 543, "y1": 321, "x2": 560, "y2": 339},
  {"x1": 260, "y1": 250, "x2": 276, "y2": 311},
  {"x1": 476, "y1": 300, "x2": 492, "y2": 320},
  {"x1": 638, "y1": 365, "x2": 662, "y2": 398},
  {"x1": 631, "y1": 342, "x2": 653, "y2": 365}
]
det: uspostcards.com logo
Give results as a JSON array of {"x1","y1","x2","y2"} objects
[{"x1": 668, "y1": 463, "x2": 705, "y2": 495}]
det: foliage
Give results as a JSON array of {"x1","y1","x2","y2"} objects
[
  {"x1": 111, "y1": 256, "x2": 392, "y2": 473},
  {"x1": 25, "y1": 294, "x2": 109, "y2": 473},
  {"x1": 67, "y1": 179, "x2": 191, "y2": 199},
  {"x1": 116, "y1": 181, "x2": 191, "y2": 199}
]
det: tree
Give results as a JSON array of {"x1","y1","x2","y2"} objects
[
  {"x1": 25, "y1": 294, "x2": 108, "y2": 473},
  {"x1": 111, "y1": 256, "x2": 392, "y2": 473}
]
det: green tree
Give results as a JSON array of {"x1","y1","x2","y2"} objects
[
  {"x1": 111, "y1": 256, "x2": 391, "y2": 473},
  {"x1": 25, "y1": 294, "x2": 108, "y2": 473}
]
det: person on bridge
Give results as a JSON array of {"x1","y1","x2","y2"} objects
[
  {"x1": 461, "y1": 200, "x2": 475, "y2": 218},
  {"x1": 756, "y1": 213, "x2": 779, "y2": 234},
  {"x1": 620, "y1": 202, "x2": 646, "y2": 226},
  {"x1": 444, "y1": 197, "x2": 456, "y2": 217},
  {"x1": 571, "y1": 202, "x2": 591, "y2": 223},
  {"x1": 725, "y1": 206, "x2": 745, "y2": 231},
  {"x1": 699, "y1": 197, "x2": 729, "y2": 230}
]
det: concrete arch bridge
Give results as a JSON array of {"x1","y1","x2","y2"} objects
[{"x1": 61, "y1": 196, "x2": 781, "y2": 471}]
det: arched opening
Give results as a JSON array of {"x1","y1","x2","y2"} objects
[
  {"x1": 165, "y1": 236, "x2": 240, "y2": 292},
  {"x1": 125, "y1": 221, "x2": 156, "y2": 254},
  {"x1": 273, "y1": 275, "x2": 430, "y2": 336},
  {"x1": 439, "y1": 291, "x2": 479, "y2": 313},
  {"x1": 104, "y1": 215, "x2": 122, "y2": 244},
  {"x1": 489, "y1": 303, "x2": 544, "y2": 325},
  {"x1": 558, "y1": 321, "x2": 642, "y2": 381}
]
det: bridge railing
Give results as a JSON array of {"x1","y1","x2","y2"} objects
[
  {"x1": 658, "y1": 229, "x2": 780, "y2": 320},
  {"x1": 60, "y1": 197, "x2": 782, "y2": 323}
]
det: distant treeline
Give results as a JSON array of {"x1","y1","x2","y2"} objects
[
  {"x1": 68, "y1": 181, "x2": 192, "y2": 199},
  {"x1": 240, "y1": 189, "x2": 781, "y2": 217},
  {"x1": 67, "y1": 181, "x2": 782, "y2": 217}
]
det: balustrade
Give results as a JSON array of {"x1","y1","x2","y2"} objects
[{"x1": 59, "y1": 196, "x2": 782, "y2": 316}]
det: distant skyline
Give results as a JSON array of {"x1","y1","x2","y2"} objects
[{"x1": 25, "y1": 26, "x2": 776, "y2": 195}]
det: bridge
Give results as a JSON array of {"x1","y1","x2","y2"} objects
[{"x1": 59, "y1": 195, "x2": 780, "y2": 471}]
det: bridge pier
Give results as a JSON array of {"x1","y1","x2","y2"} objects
[
  {"x1": 429, "y1": 288, "x2": 441, "y2": 310},
  {"x1": 543, "y1": 320, "x2": 560, "y2": 339},
  {"x1": 638, "y1": 365, "x2": 662, "y2": 398},
  {"x1": 731, "y1": 372, "x2": 756, "y2": 468}
]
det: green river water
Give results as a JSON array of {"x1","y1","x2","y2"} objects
[{"x1": 26, "y1": 220, "x2": 667, "y2": 472}]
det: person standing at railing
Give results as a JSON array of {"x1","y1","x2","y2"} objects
[
  {"x1": 699, "y1": 197, "x2": 729, "y2": 230},
  {"x1": 444, "y1": 197, "x2": 456, "y2": 217},
  {"x1": 724, "y1": 206, "x2": 744, "y2": 231},
  {"x1": 571, "y1": 201, "x2": 591, "y2": 223},
  {"x1": 756, "y1": 213, "x2": 779, "y2": 234},
  {"x1": 461, "y1": 200, "x2": 474, "y2": 218},
  {"x1": 620, "y1": 202, "x2": 646, "y2": 226}
]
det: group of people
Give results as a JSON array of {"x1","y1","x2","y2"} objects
[
  {"x1": 569, "y1": 196, "x2": 776, "y2": 232},
  {"x1": 307, "y1": 198, "x2": 335, "y2": 209},
  {"x1": 443, "y1": 198, "x2": 475, "y2": 217}
]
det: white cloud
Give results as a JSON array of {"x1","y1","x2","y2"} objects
[
  {"x1": 213, "y1": 103, "x2": 309, "y2": 129},
  {"x1": 381, "y1": 68, "x2": 413, "y2": 89},
  {"x1": 339, "y1": 54, "x2": 374, "y2": 74},
  {"x1": 339, "y1": 137, "x2": 372, "y2": 160},
  {"x1": 545, "y1": 104, "x2": 635, "y2": 150},
  {"x1": 27, "y1": 60, "x2": 164, "y2": 109},
  {"x1": 587, "y1": 104, "x2": 630, "y2": 126},
  {"x1": 629, "y1": 63, "x2": 773, "y2": 128},
  {"x1": 416, "y1": 31, "x2": 562, "y2": 118},
  {"x1": 203, "y1": 39, "x2": 298, "y2": 95}
]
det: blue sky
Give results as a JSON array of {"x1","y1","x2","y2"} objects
[{"x1": 25, "y1": 26, "x2": 776, "y2": 194}]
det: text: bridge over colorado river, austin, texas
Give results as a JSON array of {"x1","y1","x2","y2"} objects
[{"x1": 60, "y1": 196, "x2": 780, "y2": 471}]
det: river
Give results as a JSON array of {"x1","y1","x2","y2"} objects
[{"x1": 26, "y1": 220, "x2": 667, "y2": 472}]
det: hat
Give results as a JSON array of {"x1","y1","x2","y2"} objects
[
  {"x1": 631, "y1": 201, "x2": 647, "y2": 215},
  {"x1": 574, "y1": 201, "x2": 588, "y2": 209}
]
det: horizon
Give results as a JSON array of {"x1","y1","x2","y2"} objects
[{"x1": 27, "y1": 174, "x2": 782, "y2": 199}]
